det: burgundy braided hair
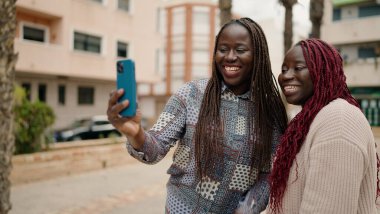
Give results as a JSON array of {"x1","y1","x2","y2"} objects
[{"x1": 269, "y1": 38, "x2": 380, "y2": 213}]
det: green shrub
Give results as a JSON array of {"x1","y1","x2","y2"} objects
[{"x1": 13, "y1": 86, "x2": 55, "y2": 154}]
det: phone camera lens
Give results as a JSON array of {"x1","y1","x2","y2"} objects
[{"x1": 117, "y1": 63, "x2": 123, "y2": 73}]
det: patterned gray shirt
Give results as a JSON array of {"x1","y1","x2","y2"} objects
[{"x1": 126, "y1": 79, "x2": 280, "y2": 214}]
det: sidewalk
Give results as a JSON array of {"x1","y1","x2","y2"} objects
[
  {"x1": 10, "y1": 156, "x2": 172, "y2": 214},
  {"x1": 10, "y1": 135, "x2": 380, "y2": 214}
]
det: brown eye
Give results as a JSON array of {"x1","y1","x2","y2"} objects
[
  {"x1": 218, "y1": 46, "x2": 228, "y2": 53},
  {"x1": 281, "y1": 66, "x2": 288, "y2": 73},
  {"x1": 236, "y1": 49, "x2": 246, "y2": 54},
  {"x1": 295, "y1": 65, "x2": 306, "y2": 72}
]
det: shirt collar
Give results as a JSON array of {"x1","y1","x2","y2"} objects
[{"x1": 221, "y1": 81, "x2": 251, "y2": 100}]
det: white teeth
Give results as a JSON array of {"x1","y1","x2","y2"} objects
[
  {"x1": 225, "y1": 66, "x2": 239, "y2": 72},
  {"x1": 284, "y1": 86, "x2": 297, "y2": 92}
]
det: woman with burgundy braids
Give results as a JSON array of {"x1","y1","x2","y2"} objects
[
  {"x1": 268, "y1": 38, "x2": 379, "y2": 214},
  {"x1": 107, "y1": 18, "x2": 288, "y2": 214}
]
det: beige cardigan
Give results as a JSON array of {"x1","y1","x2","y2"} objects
[{"x1": 268, "y1": 98, "x2": 379, "y2": 214}]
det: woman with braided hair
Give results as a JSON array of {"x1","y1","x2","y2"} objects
[
  {"x1": 268, "y1": 38, "x2": 380, "y2": 214},
  {"x1": 107, "y1": 17, "x2": 287, "y2": 214}
]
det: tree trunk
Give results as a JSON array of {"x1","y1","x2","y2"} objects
[
  {"x1": 309, "y1": 0, "x2": 324, "y2": 38},
  {"x1": 283, "y1": 4, "x2": 294, "y2": 54},
  {"x1": 219, "y1": 0, "x2": 232, "y2": 27},
  {"x1": 280, "y1": 0, "x2": 297, "y2": 54},
  {"x1": 0, "y1": 0, "x2": 18, "y2": 213}
]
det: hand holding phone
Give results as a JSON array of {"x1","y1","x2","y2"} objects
[{"x1": 116, "y1": 59, "x2": 137, "y2": 117}]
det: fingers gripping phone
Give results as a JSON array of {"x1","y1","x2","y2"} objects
[{"x1": 116, "y1": 59, "x2": 137, "y2": 117}]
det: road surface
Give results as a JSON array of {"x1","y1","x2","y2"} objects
[{"x1": 10, "y1": 157, "x2": 172, "y2": 214}]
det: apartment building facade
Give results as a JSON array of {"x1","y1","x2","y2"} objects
[
  {"x1": 15, "y1": 0, "x2": 163, "y2": 129},
  {"x1": 322, "y1": 0, "x2": 380, "y2": 127},
  {"x1": 15, "y1": 0, "x2": 305, "y2": 131},
  {"x1": 133, "y1": 0, "x2": 219, "y2": 123}
]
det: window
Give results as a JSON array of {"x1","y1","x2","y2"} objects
[
  {"x1": 38, "y1": 84, "x2": 47, "y2": 102},
  {"x1": 359, "y1": 4, "x2": 380, "y2": 18},
  {"x1": 351, "y1": 87, "x2": 380, "y2": 126},
  {"x1": 358, "y1": 47, "x2": 376, "y2": 59},
  {"x1": 58, "y1": 85, "x2": 66, "y2": 105},
  {"x1": 359, "y1": 98, "x2": 380, "y2": 126},
  {"x1": 22, "y1": 25, "x2": 47, "y2": 42},
  {"x1": 156, "y1": 8, "x2": 161, "y2": 32},
  {"x1": 74, "y1": 32, "x2": 101, "y2": 54},
  {"x1": 333, "y1": 8, "x2": 341, "y2": 21},
  {"x1": 117, "y1": 41, "x2": 128, "y2": 58},
  {"x1": 155, "y1": 49, "x2": 160, "y2": 74},
  {"x1": 94, "y1": 120, "x2": 110, "y2": 125},
  {"x1": 78, "y1": 86, "x2": 94, "y2": 105},
  {"x1": 21, "y1": 83, "x2": 31, "y2": 101},
  {"x1": 118, "y1": 0, "x2": 130, "y2": 11}
]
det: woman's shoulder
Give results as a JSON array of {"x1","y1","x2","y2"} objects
[
  {"x1": 172, "y1": 79, "x2": 209, "y2": 103},
  {"x1": 187, "y1": 78, "x2": 209, "y2": 90},
  {"x1": 307, "y1": 98, "x2": 376, "y2": 168},
  {"x1": 317, "y1": 98, "x2": 365, "y2": 122},
  {"x1": 175, "y1": 78, "x2": 209, "y2": 95},
  {"x1": 311, "y1": 98, "x2": 374, "y2": 147}
]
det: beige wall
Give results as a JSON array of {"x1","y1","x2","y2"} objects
[
  {"x1": 321, "y1": 1, "x2": 380, "y2": 87},
  {"x1": 322, "y1": 1, "x2": 380, "y2": 45},
  {"x1": 16, "y1": 74, "x2": 115, "y2": 129},
  {"x1": 16, "y1": 0, "x2": 163, "y2": 83},
  {"x1": 15, "y1": 0, "x2": 164, "y2": 129},
  {"x1": 344, "y1": 61, "x2": 380, "y2": 86}
]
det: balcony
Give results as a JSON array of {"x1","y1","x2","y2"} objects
[
  {"x1": 344, "y1": 58, "x2": 380, "y2": 86},
  {"x1": 15, "y1": 39, "x2": 116, "y2": 81},
  {"x1": 15, "y1": 39, "x2": 69, "y2": 75},
  {"x1": 322, "y1": 16, "x2": 380, "y2": 45},
  {"x1": 15, "y1": 40, "x2": 161, "y2": 83},
  {"x1": 16, "y1": 0, "x2": 68, "y2": 18}
]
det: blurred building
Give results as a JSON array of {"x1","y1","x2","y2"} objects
[
  {"x1": 15, "y1": 0, "x2": 163, "y2": 129},
  {"x1": 15, "y1": 0, "x2": 312, "y2": 131},
  {"x1": 14, "y1": 0, "x2": 219, "y2": 129},
  {"x1": 138, "y1": 0, "x2": 218, "y2": 126},
  {"x1": 322, "y1": 0, "x2": 380, "y2": 127}
]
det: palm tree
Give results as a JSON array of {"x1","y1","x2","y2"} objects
[
  {"x1": 309, "y1": 0, "x2": 324, "y2": 38},
  {"x1": 219, "y1": 0, "x2": 232, "y2": 26},
  {"x1": 279, "y1": 0, "x2": 297, "y2": 54},
  {"x1": 0, "y1": 0, "x2": 18, "y2": 213}
]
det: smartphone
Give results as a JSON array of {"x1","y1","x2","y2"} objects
[{"x1": 116, "y1": 59, "x2": 137, "y2": 117}]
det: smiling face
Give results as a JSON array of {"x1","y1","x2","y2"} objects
[
  {"x1": 215, "y1": 23, "x2": 254, "y2": 95},
  {"x1": 278, "y1": 45, "x2": 314, "y2": 106}
]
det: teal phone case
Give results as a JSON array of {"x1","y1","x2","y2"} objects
[{"x1": 116, "y1": 59, "x2": 136, "y2": 117}]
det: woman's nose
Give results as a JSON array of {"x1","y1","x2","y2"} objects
[
  {"x1": 226, "y1": 50, "x2": 237, "y2": 61},
  {"x1": 280, "y1": 70, "x2": 295, "y2": 80}
]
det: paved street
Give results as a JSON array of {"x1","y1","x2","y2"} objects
[
  {"x1": 10, "y1": 156, "x2": 172, "y2": 214},
  {"x1": 9, "y1": 137, "x2": 380, "y2": 214}
]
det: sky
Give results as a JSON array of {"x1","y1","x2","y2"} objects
[
  {"x1": 215, "y1": 0, "x2": 312, "y2": 34},
  {"x1": 232, "y1": 0, "x2": 309, "y2": 20}
]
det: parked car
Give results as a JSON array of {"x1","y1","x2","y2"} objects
[{"x1": 54, "y1": 115, "x2": 121, "y2": 142}]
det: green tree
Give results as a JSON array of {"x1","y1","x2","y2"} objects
[
  {"x1": 0, "y1": 0, "x2": 18, "y2": 213},
  {"x1": 219, "y1": 0, "x2": 232, "y2": 26},
  {"x1": 13, "y1": 91, "x2": 55, "y2": 154},
  {"x1": 279, "y1": 0, "x2": 297, "y2": 54},
  {"x1": 309, "y1": 0, "x2": 324, "y2": 38}
]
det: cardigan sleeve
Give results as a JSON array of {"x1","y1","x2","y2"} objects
[{"x1": 299, "y1": 103, "x2": 369, "y2": 214}]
